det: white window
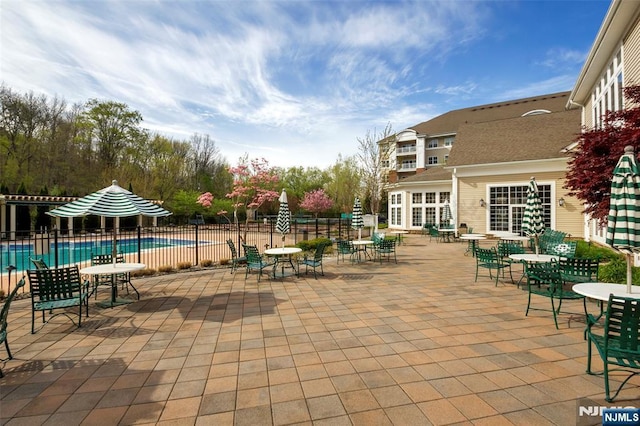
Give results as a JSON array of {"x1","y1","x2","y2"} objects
[
  {"x1": 488, "y1": 184, "x2": 551, "y2": 233},
  {"x1": 412, "y1": 193, "x2": 422, "y2": 204},
  {"x1": 427, "y1": 156, "x2": 438, "y2": 165},
  {"x1": 592, "y1": 47, "x2": 624, "y2": 128},
  {"x1": 390, "y1": 192, "x2": 402, "y2": 226},
  {"x1": 444, "y1": 137, "x2": 454, "y2": 147},
  {"x1": 427, "y1": 139, "x2": 438, "y2": 148},
  {"x1": 425, "y1": 192, "x2": 436, "y2": 204}
]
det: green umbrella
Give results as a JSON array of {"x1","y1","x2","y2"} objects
[
  {"x1": 521, "y1": 177, "x2": 545, "y2": 254},
  {"x1": 47, "y1": 180, "x2": 172, "y2": 261},
  {"x1": 606, "y1": 146, "x2": 640, "y2": 293}
]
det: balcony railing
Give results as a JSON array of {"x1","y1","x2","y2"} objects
[
  {"x1": 398, "y1": 162, "x2": 417, "y2": 171},
  {"x1": 396, "y1": 145, "x2": 416, "y2": 154}
]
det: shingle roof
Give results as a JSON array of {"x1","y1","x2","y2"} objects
[
  {"x1": 397, "y1": 166, "x2": 452, "y2": 183},
  {"x1": 410, "y1": 91, "x2": 571, "y2": 136},
  {"x1": 446, "y1": 109, "x2": 581, "y2": 167}
]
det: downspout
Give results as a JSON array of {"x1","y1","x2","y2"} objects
[
  {"x1": 452, "y1": 168, "x2": 458, "y2": 236},
  {"x1": 568, "y1": 98, "x2": 592, "y2": 242}
]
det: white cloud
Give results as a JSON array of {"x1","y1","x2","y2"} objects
[{"x1": 0, "y1": 0, "x2": 598, "y2": 169}]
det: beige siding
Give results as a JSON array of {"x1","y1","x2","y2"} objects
[
  {"x1": 624, "y1": 15, "x2": 640, "y2": 94},
  {"x1": 457, "y1": 171, "x2": 584, "y2": 238}
]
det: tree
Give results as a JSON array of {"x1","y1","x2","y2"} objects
[
  {"x1": 324, "y1": 155, "x2": 362, "y2": 213},
  {"x1": 357, "y1": 122, "x2": 394, "y2": 215},
  {"x1": 226, "y1": 155, "x2": 280, "y2": 242},
  {"x1": 299, "y1": 189, "x2": 334, "y2": 218},
  {"x1": 565, "y1": 85, "x2": 640, "y2": 224},
  {"x1": 79, "y1": 99, "x2": 145, "y2": 179}
]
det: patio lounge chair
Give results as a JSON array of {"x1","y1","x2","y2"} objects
[
  {"x1": 587, "y1": 294, "x2": 640, "y2": 402},
  {"x1": 0, "y1": 276, "x2": 26, "y2": 378}
]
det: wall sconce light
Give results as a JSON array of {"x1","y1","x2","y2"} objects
[
  {"x1": 479, "y1": 198, "x2": 486, "y2": 207},
  {"x1": 558, "y1": 197, "x2": 565, "y2": 207}
]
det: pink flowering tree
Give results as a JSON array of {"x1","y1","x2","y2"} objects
[
  {"x1": 299, "y1": 189, "x2": 334, "y2": 218},
  {"x1": 227, "y1": 156, "x2": 280, "y2": 242},
  {"x1": 196, "y1": 192, "x2": 213, "y2": 208}
]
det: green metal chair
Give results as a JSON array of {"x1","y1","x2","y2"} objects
[
  {"x1": 242, "y1": 244, "x2": 275, "y2": 282},
  {"x1": 474, "y1": 247, "x2": 509, "y2": 286},
  {"x1": 587, "y1": 294, "x2": 640, "y2": 402},
  {"x1": 300, "y1": 242, "x2": 329, "y2": 279},
  {"x1": 0, "y1": 276, "x2": 26, "y2": 378},
  {"x1": 375, "y1": 239, "x2": 397, "y2": 263},
  {"x1": 226, "y1": 239, "x2": 246, "y2": 273},
  {"x1": 29, "y1": 257, "x2": 49, "y2": 270},
  {"x1": 428, "y1": 226, "x2": 441, "y2": 243},
  {"x1": 336, "y1": 239, "x2": 356, "y2": 263},
  {"x1": 497, "y1": 241, "x2": 525, "y2": 284},
  {"x1": 546, "y1": 241, "x2": 578, "y2": 258},
  {"x1": 559, "y1": 257, "x2": 600, "y2": 284},
  {"x1": 524, "y1": 259, "x2": 587, "y2": 329},
  {"x1": 90, "y1": 253, "x2": 138, "y2": 300}
]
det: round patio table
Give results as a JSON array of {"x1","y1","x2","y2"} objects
[
  {"x1": 264, "y1": 247, "x2": 302, "y2": 278},
  {"x1": 459, "y1": 234, "x2": 486, "y2": 256},
  {"x1": 352, "y1": 240, "x2": 374, "y2": 262},
  {"x1": 80, "y1": 262, "x2": 145, "y2": 308}
]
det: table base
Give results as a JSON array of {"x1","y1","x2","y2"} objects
[{"x1": 96, "y1": 297, "x2": 136, "y2": 308}]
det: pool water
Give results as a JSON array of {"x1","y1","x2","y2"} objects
[{"x1": 1, "y1": 237, "x2": 200, "y2": 272}]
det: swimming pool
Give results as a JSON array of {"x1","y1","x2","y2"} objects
[{"x1": 1, "y1": 237, "x2": 208, "y2": 272}]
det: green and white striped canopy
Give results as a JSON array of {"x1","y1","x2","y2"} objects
[
  {"x1": 606, "y1": 146, "x2": 640, "y2": 253},
  {"x1": 275, "y1": 189, "x2": 290, "y2": 236},
  {"x1": 351, "y1": 197, "x2": 364, "y2": 230},
  {"x1": 442, "y1": 200, "x2": 452, "y2": 224},
  {"x1": 521, "y1": 177, "x2": 544, "y2": 238},
  {"x1": 47, "y1": 180, "x2": 172, "y2": 218}
]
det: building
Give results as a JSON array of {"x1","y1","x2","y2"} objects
[
  {"x1": 384, "y1": 92, "x2": 584, "y2": 238},
  {"x1": 567, "y1": 0, "x2": 640, "y2": 245}
]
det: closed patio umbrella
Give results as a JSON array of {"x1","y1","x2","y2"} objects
[
  {"x1": 351, "y1": 197, "x2": 364, "y2": 240},
  {"x1": 442, "y1": 200, "x2": 452, "y2": 227},
  {"x1": 606, "y1": 146, "x2": 640, "y2": 294},
  {"x1": 521, "y1": 177, "x2": 545, "y2": 255},
  {"x1": 47, "y1": 180, "x2": 172, "y2": 262},
  {"x1": 275, "y1": 189, "x2": 290, "y2": 247}
]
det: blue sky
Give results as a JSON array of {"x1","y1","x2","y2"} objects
[{"x1": 1, "y1": 0, "x2": 610, "y2": 169}]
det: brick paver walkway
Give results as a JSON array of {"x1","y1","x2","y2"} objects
[{"x1": 1, "y1": 236, "x2": 638, "y2": 425}]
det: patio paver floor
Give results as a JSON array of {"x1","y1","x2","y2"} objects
[{"x1": 1, "y1": 235, "x2": 639, "y2": 425}]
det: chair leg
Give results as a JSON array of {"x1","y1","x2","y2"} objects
[
  {"x1": 4, "y1": 338, "x2": 12, "y2": 360},
  {"x1": 550, "y1": 297, "x2": 559, "y2": 330}
]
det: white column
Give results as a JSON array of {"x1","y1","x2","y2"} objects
[
  {"x1": 67, "y1": 216, "x2": 74, "y2": 237},
  {"x1": 0, "y1": 196, "x2": 6, "y2": 238},
  {"x1": 9, "y1": 205, "x2": 16, "y2": 241},
  {"x1": 416, "y1": 136, "x2": 425, "y2": 169}
]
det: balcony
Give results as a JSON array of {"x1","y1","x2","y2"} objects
[
  {"x1": 396, "y1": 145, "x2": 416, "y2": 155},
  {"x1": 398, "y1": 162, "x2": 417, "y2": 171}
]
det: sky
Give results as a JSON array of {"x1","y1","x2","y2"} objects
[{"x1": 1, "y1": 0, "x2": 612, "y2": 169}]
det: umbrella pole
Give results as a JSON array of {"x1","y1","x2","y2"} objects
[
  {"x1": 627, "y1": 253, "x2": 633, "y2": 294},
  {"x1": 112, "y1": 229, "x2": 117, "y2": 266}
]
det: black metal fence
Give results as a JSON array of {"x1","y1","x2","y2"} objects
[{"x1": 1, "y1": 217, "x2": 365, "y2": 294}]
